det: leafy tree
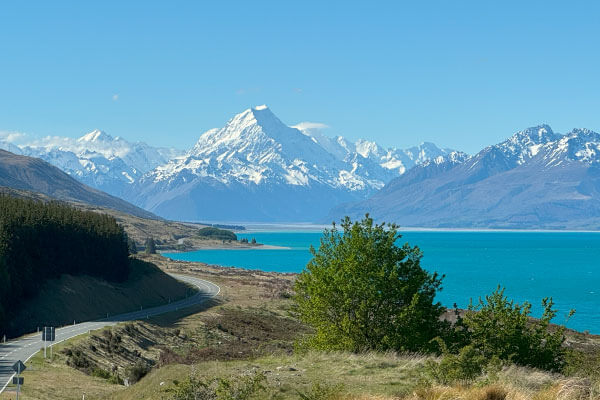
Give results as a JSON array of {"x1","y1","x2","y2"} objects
[
  {"x1": 250, "y1": 238, "x2": 256, "y2": 244},
  {"x1": 144, "y1": 237, "x2": 156, "y2": 254},
  {"x1": 127, "y1": 236, "x2": 137, "y2": 254},
  {"x1": 294, "y1": 215, "x2": 446, "y2": 353},
  {"x1": 458, "y1": 286, "x2": 574, "y2": 372}
]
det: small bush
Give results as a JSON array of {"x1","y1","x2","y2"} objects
[
  {"x1": 459, "y1": 286, "x2": 574, "y2": 372},
  {"x1": 91, "y1": 368, "x2": 111, "y2": 380},
  {"x1": 165, "y1": 371, "x2": 265, "y2": 400},
  {"x1": 424, "y1": 344, "x2": 488, "y2": 384},
  {"x1": 124, "y1": 361, "x2": 151, "y2": 384},
  {"x1": 144, "y1": 237, "x2": 157, "y2": 254},
  {"x1": 297, "y1": 382, "x2": 344, "y2": 400}
]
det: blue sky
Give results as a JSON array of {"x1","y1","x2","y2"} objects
[{"x1": 1, "y1": 1, "x2": 599, "y2": 153}]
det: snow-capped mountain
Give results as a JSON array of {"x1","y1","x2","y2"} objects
[
  {"x1": 9, "y1": 130, "x2": 183, "y2": 197},
  {"x1": 295, "y1": 122, "x2": 454, "y2": 176},
  {"x1": 130, "y1": 106, "x2": 454, "y2": 221},
  {"x1": 331, "y1": 125, "x2": 600, "y2": 229}
]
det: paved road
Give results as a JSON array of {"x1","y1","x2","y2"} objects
[{"x1": 0, "y1": 273, "x2": 220, "y2": 394}]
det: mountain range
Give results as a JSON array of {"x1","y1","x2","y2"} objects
[
  {"x1": 129, "y1": 106, "x2": 453, "y2": 221},
  {"x1": 10, "y1": 130, "x2": 183, "y2": 198},
  {"x1": 331, "y1": 125, "x2": 600, "y2": 229},
  {"x1": 4, "y1": 107, "x2": 600, "y2": 228},
  {"x1": 1, "y1": 106, "x2": 452, "y2": 222}
]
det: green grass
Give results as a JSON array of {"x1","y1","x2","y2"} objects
[{"x1": 0, "y1": 330, "x2": 126, "y2": 400}]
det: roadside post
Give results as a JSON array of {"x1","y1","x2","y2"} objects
[
  {"x1": 12, "y1": 360, "x2": 26, "y2": 400},
  {"x1": 42, "y1": 326, "x2": 56, "y2": 358}
]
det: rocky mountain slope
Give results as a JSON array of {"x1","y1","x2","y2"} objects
[
  {"x1": 0, "y1": 149, "x2": 158, "y2": 219},
  {"x1": 331, "y1": 125, "x2": 600, "y2": 229}
]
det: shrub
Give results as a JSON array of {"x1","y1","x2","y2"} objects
[
  {"x1": 127, "y1": 236, "x2": 137, "y2": 254},
  {"x1": 294, "y1": 215, "x2": 446, "y2": 353},
  {"x1": 459, "y1": 286, "x2": 574, "y2": 372},
  {"x1": 297, "y1": 382, "x2": 344, "y2": 400},
  {"x1": 424, "y1": 344, "x2": 489, "y2": 384},
  {"x1": 91, "y1": 368, "x2": 111, "y2": 380},
  {"x1": 165, "y1": 371, "x2": 265, "y2": 400},
  {"x1": 144, "y1": 237, "x2": 157, "y2": 254},
  {"x1": 124, "y1": 361, "x2": 151, "y2": 384}
]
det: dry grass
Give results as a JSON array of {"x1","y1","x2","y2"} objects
[{"x1": 6, "y1": 254, "x2": 600, "y2": 400}]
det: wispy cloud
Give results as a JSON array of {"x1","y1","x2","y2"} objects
[
  {"x1": 112, "y1": 94, "x2": 119, "y2": 101},
  {"x1": 0, "y1": 131, "x2": 27, "y2": 143},
  {"x1": 292, "y1": 122, "x2": 329, "y2": 131}
]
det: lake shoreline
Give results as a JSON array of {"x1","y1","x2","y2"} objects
[
  {"x1": 238, "y1": 225, "x2": 600, "y2": 234},
  {"x1": 161, "y1": 243, "x2": 290, "y2": 254}
]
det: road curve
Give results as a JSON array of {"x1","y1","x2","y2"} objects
[{"x1": 0, "y1": 273, "x2": 220, "y2": 394}]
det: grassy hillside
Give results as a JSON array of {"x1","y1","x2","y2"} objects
[
  {"x1": 5, "y1": 255, "x2": 600, "y2": 400},
  {"x1": 5, "y1": 260, "x2": 194, "y2": 338}
]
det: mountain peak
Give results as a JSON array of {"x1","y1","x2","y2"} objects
[
  {"x1": 510, "y1": 124, "x2": 557, "y2": 144},
  {"x1": 77, "y1": 130, "x2": 113, "y2": 143}
]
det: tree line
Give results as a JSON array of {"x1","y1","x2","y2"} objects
[{"x1": 0, "y1": 195, "x2": 130, "y2": 333}]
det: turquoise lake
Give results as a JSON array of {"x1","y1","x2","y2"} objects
[{"x1": 163, "y1": 231, "x2": 600, "y2": 333}]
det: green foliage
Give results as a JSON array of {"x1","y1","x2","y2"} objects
[
  {"x1": 197, "y1": 227, "x2": 237, "y2": 241},
  {"x1": 424, "y1": 343, "x2": 492, "y2": 384},
  {"x1": 0, "y1": 195, "x2": 130, "y2": 336},
  {"x1": 124, "y1": 361, "x2": 150, "y2": 384},
  {"x1": 294, "y1": 215, "x2": 446, "y2": 353},
  {"x1": 127, "y1": 236, "x2": 137, "y2": 254},
  {"x1": 144, "y1": 237, "x2": 157, "y2": 254},
  {"x1": 91, "y1": 367, "x2": 112, "y2": 380},
  {"x1": 457, "y1": 286, "x2": 573, "y2": 372},
  {"x1": 564, "y1": 348, "x2": 600, "y2": 379},
  {"x1": 250, "y1": 237, "x2": 256, "y2": 244},
  {"x1": 166, "y1": 371, "x2": 265, "y2": 400},
  {"x1": 297, "y1": 382, "x2": 344, "y2": 400}
]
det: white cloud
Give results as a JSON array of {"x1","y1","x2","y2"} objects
[
  {"x1": 0, "y1": 131, "x2": 26, "y2": 143},
  {"x1": 112, "y1": 94, "x2": 119, "y2": 101},
  {"x1": 292, "y1": 122, "x2": 330, "y2": 131}
]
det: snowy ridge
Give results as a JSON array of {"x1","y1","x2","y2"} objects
[
  {"x1": 332, "y1": 124, "x2": 600, "y2": 229},
  {"x1": 2, "y1": 130, "x2": 183, "y2": 197},
  {"x1": 143, "y1": 106, "x2": 454, "y2": 193}
]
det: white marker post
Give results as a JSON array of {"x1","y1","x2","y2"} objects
[{"x1": 42, "y1": 326, "x2": 55, "y2": 358}]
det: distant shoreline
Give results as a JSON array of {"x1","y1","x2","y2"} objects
[
  {"x1": 236, "y1": 224, "x2": 600, "y2": 234},
  {"x1": 161, "y1": 243, "x2": 290, "y2": 254}
]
